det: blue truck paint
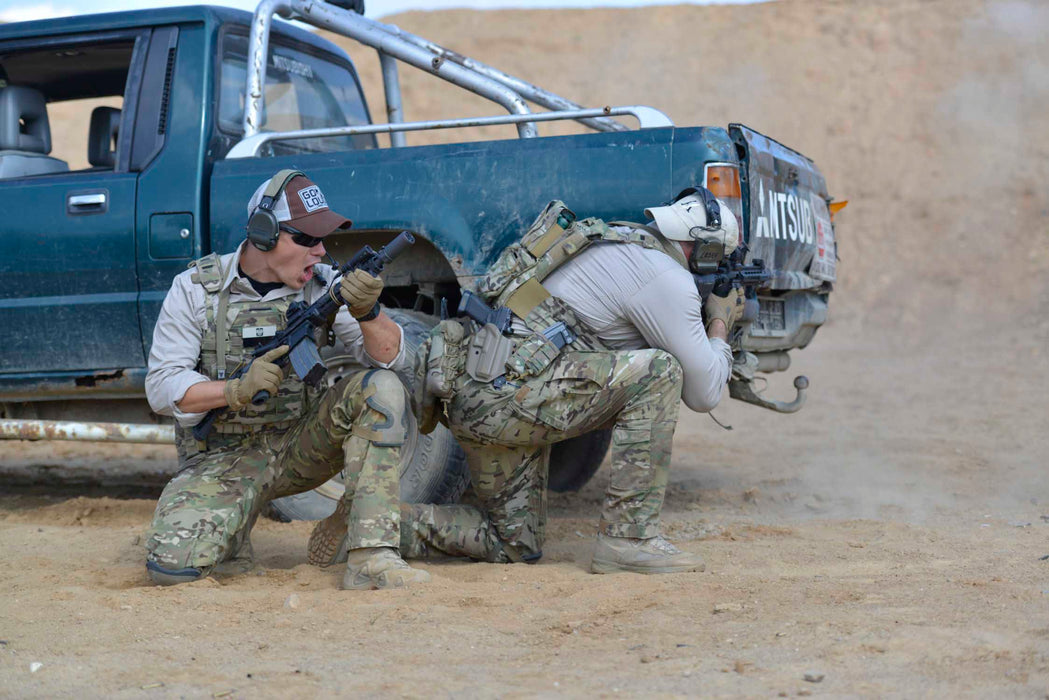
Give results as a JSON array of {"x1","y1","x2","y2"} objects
[{"x1": 206, "y1": 126, "x2": 727, "y2": 270}]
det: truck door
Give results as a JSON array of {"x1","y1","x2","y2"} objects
[{"x1": 0, "y1": 30, "x2": 150, "y2": 374}]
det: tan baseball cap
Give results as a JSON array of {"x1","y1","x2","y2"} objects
[{"x1": 246, "y1": 174, "x2": 352, "y2": 238}]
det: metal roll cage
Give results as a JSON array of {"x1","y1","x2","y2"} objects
[{"x1": 240, "y1": 0, "x2": 673, "y2": 152}]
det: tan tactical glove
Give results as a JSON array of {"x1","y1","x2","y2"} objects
[
  {"x1": 703, "y1": 287, "x2": 746, "y2": 332},
  {"x1": 224, "y1": 345, "x2": 289, "y2": 410},
  {"x1": 339, "y1": 269, "x2": 384, "y2": 319}
]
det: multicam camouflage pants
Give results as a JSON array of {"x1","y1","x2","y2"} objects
[
  {"x1": 402, "y1": 348, "x2": 683, "y2": 563},
  {"x1": 145, "y1": 369, "x2": 407, "y2": 574}
]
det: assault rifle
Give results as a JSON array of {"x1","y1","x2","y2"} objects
[
  {"x1": 192, "y1": 231, "x2": 416, "y2": 440},
  {"x1": 691, "y1": 246, "x2": 772, "y2": 302},
  {"x1": 691, "y1": 244, "x2": 772, "y2": 338}
]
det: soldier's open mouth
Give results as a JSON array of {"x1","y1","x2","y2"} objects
[{"x1": 301, "y1": 266, "x2": 314, "y2": 284}]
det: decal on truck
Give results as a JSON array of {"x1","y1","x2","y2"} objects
[
  {"x1": 751, "y1": 178, "x2": 836, "y2": 283},
  {"x1": 753, "y1": 179, "x2": 815, "y2": 244}
]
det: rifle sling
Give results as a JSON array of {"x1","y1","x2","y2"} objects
[{"x1": 215, "y1": 259, "x2": 232, "y2": 379}]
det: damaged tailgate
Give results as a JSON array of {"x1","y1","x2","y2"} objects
[{"x1": 731, "y1": 124, "x2": 837, "y2": 353}]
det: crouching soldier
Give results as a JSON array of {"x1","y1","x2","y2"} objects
[
  {"x1": 144, "y1": 170, "x2": 429, "y2": 590},
  {"x1": 310, "y1": 186, "x2": 747, "y2": 574}
]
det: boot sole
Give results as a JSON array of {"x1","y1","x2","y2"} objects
[
  {"x1": 590, "y1": 558, "x2": 706, "y2": 575},
  {"x1": 307, "y1": 500, "x2": 350, "y2": 567}
]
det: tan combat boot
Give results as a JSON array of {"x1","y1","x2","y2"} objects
[
  {"x1": 590, "y1": 533, "x2": 706, "y2": 574},
  {"x1": 307, "y1": 499, "x2": 350, "y2": 567},
  {"x1": 341, "y1": 547, "x2": 431, "y2": 590}
]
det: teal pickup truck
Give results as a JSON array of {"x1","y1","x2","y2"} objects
[{"x1": 0, "y1": 0, "x2": 839, "y2": 516}]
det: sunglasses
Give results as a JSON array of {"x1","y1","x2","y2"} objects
[{"x1": 279, "y1": 223, "x2": 326, "y2": 248}]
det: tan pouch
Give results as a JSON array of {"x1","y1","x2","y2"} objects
[
  {"x1": 428, "y1": 319, "x2": 466, "y2": 399},
  {"x1": 505, "y1": 332, "x2": 561, "y2": 380},
  {"x1": 520, "y1": 200, "x2": 577, "y2": 258},
  {"x1": 410, "y1": 320, "x2": 467, "y2": 434},
  {"x1": 475, "y1": 200, "x2": 576, "y2": 302}
]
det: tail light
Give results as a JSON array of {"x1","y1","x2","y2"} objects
[
  {"x1": 828, "y1": 200, "x2": 848, "y2": 222},
  {"x1": 704, "y1": 163, "x2": 743, "y2": 237}
]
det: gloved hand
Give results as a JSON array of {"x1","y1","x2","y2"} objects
[
  {"x1": 703, "y1": 286, "x2": 746, "y2": 332},
  {"x1": 224, "y1": 345, "x2": 289, "y2": 410},
  {"x1": 340, "y1": 269, "x2": 384, "y2": 319}
]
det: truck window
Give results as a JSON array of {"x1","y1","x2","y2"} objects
[
  {"x1": 217, "y1": 31, "x2": 375, "y2": 155},
  {"x1": 0, "y1": 39, "x2": 136, "y2": 178}
]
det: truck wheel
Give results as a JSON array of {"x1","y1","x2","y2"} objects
[
  {"x1": 547, "y1": 429, "x2": 613, "y2": 493},
  {"x1": 268, "y1": 308, "x2": 468, "y2": 522}
]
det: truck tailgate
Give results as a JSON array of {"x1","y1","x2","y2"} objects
[{"x1": 730, "y1": 124, "x2": 837, "y2": 290}]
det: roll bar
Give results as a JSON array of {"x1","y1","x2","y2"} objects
[
  {"x1": 242, "y1": 0, "x2": 662, "y2": 147},
  {"x1": 227, "y1": 105, "x2": 673, "y2": 159}
]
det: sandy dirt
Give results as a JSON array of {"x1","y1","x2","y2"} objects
[{"x1": 3, "y1": 0, "x2": 1049, "y2": 696}]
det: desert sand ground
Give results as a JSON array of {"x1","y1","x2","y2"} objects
[{"x1": 2, "y1": 0, "x2": 1049, "y2": 697}]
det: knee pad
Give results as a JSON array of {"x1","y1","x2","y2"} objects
[
  {"x1": 354, "y1": 369, "x2": 409, "y2": 447},
  {"x1": 146, "y1": 524, "x2": 236, "y2": 576}
]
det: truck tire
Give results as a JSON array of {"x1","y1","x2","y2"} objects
[
  {"x1": 268, "y1": 308, "x2": 468, "y2": 521},
  {"x1": 547, "y1": 429, "x2": 613, "y2": 493}
]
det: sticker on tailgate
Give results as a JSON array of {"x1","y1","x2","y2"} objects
[{"x1": 808, "y1": 193, "x2": 836, "y2": 282}]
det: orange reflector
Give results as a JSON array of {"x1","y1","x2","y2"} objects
[
  {"x1": 828, "y1": 200, "x2": 848, "y2": 219},
  {"x1": 705, "y1": 166, "x2": 742, "y2": 199}
]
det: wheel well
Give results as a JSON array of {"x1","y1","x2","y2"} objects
[{"x1": 324, "y1": 229, "x2": 463, "y2": 316}]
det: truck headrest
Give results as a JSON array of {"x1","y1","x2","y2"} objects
[
  {"x1": 0, "y1": 86, "x2": 52, "y2": 154},
  {"x1": 88, "y1": 106, "x2": 121, "y2": 168}
]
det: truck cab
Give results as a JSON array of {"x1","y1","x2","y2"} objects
[{"x1": 0, "y1": 8, "x2": 375, "y2": 397}]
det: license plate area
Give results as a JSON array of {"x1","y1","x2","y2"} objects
[{"x1": 753, "y1": 298, "x2": 786, "y2": 333}]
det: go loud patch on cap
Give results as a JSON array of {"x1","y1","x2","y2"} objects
[{"x1": 298, "y1": 185, "x2": 327, "y2": 213}]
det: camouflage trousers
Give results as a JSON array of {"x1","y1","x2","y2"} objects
[
  {"x1": 145, "y1": 369, "x2": 408, "y2": 574},
  {"x1": 402, "y1": 348, "x2": 683, "y2": 563}
]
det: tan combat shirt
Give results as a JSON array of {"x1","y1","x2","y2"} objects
[{"x1": 542, "y1": 228, "x2": 733, "y2": 412}]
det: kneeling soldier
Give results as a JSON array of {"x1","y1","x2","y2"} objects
[
  {"x1": 144, "y1": 170, "x2": 428, "y2": 590},
  {"x1": 311, "y1": 186, "x2": 746, "y2": 574}
]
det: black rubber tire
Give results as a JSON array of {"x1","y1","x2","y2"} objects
[
  {"x1": 547, "y1": 429, "x2": 614, "y2": 493},
  {"x1": 268, "y1": 308, "x2": 469, "y2": 522}
]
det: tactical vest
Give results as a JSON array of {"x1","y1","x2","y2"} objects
[
  {"x1": 477, "y1": 199, "x2": 688, "y2": 347},
  {"x1": 189, "y1": 252, "x2": 323, "y2": 434},
  {"x1": 410, "y1": 200, "x2": 687, "y2": 433}
]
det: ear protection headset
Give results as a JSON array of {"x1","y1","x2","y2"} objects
[
  {"x1": 674, "y1": 185, "x2": 722, "y2": 233},
  {"x1": 673, "y1": 186, "x2": 727, "y2": 274},
  {"x1": 246, "y1": 168, "x2": 306, "y2": 251}
]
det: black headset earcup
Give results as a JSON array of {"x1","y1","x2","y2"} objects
[
  {"x1": 245, "y1": 170, "x2": 306, "y2": 252},
  {"x1": 246, "y1": 207, "x2": 279, "y2": 251}
]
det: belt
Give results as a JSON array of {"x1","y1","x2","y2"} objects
[{"x1": 212, "y1": 418, "x2": 299, "y2": 435}]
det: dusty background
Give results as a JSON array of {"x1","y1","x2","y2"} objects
[{"x1": 3, "y1": 0, "x2": 1049, "y2": 696}]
